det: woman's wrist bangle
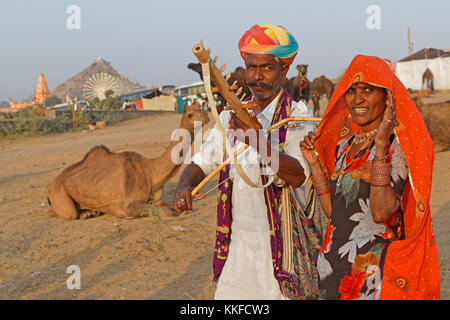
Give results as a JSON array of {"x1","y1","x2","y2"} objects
[
  {"x1": 370, "y1": 162, "x2": 391, "y2": 186},
  {"x1": 372, "y1": 154, "x2": 390, "y2": 162},
  {"x1": 317, "y1": 190, "x2": 331, "y2": 197},
  {"x1": 311, "y1": 172, "x2": 330, "y2": 196}
]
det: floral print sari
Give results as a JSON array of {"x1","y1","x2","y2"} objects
[{"x1": 318, "y1": 134, "x2": 408, "y2": 299}]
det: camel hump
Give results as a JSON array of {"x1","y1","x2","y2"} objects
[{"x1": 82, "y1": 145, "x2": 112, "y2": 161}]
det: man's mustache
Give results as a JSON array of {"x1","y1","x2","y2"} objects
[{"x1": 245, "y1": 81, "x2": 273, "y2": 89}]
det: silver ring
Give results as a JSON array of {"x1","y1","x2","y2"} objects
[
  {"x1": 386, "y1": 119, "x2": 393, "y2": 123},
  {"x1": 178, "y1": 199, "x2": 185, "y2": 203}
]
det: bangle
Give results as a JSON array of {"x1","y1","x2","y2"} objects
[
  {"x1": 371, "y1": 162, "x2": 391, "y2": 186},
  {"x1": 311, "y1": 172, "x2": 330, "y2": 196},
  {"x1": 372, "y1": 154, "x2": 390, "y2": 162},
  {"x1": 317, "y1": 190, "x2": 331, "y2": 197},
  {"x1": 373, "y1": 149, "x2": 394, "y2": 163}
]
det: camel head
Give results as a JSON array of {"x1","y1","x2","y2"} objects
[
  {"x1": 180, "y1": 103, "x2": 210, "y2": 135},
  {"x1": 187, "y1": 63, "x2": 203, "y2": 80},
  {"x1": 296, "y1": 64, "x2": 308, "y2": 77}
]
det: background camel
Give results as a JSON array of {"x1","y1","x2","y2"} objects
[
  {"x1": 422, "y1": 68, "x2": 435, "y2": 92},
  {"x1": 46, "y1": 105, "x2": 209, "y2": 220},
  {"x1": 310, "y1": 75, "x2": 335, "y2": 117},
  {"x1": 291, "y1": 64, "x2": 310, "y2": 103},
  {"x1": 187, "y1": 63, "x2": 250, "y2": 109}
]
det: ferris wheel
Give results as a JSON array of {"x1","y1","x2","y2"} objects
[
  {"x1": 116, "y1": 76, "x2": 142, "y2": 95},
  {"x1": 83, "y1": 73, "x2": 120, "y2": 100}
]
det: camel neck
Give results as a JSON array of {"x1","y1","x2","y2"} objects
[{"x1": 146, "y1": 132, "x2": 194, "y2": 189}]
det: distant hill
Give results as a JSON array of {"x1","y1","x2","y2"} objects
[{"x1": 51, "y1": 57, "x2": 141, "y2": 100}]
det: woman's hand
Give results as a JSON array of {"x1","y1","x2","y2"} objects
[
  {"x1": 374, "y1": 90, "x2": 396, "y2": 149},
  {"x1": 300, "y1": 131, "x2": 321, "y2": 171}
]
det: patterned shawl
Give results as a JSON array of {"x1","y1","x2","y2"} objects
[{"x1": 213, "y1": 90, "x2": 293, "y2": 288}]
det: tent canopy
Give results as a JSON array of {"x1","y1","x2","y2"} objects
[{"x1": 395, "y1": 48, "x2": 450, "y2": 90}]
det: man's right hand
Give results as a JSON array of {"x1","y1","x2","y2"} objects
[{"x1": 173, "y1": 187, "x2": 194, "y2": 214}]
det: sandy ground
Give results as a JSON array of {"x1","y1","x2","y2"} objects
[{"x1": 0, "y1": 99, "x2": 448, "y2": 300}]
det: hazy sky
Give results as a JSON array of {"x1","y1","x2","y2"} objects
[{"x1": 1, "y1": 0, "x2": 449, "y2": 100}]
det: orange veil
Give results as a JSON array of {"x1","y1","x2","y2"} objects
[{"x1": 315, "y1": 55, "x2": 439, "y2": 299}]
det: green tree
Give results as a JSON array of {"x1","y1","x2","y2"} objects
[
  {"x1": 44, "y1": 96, "x2": 62, "y2": 107},
  {"x1": 104, "y1": 89, "x2": 114, "y2": 98}
]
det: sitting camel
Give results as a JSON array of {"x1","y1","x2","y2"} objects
[
  {"x1": 46, "y1": 105, "x2": 210, "y2": 219},
  {"x1": 310, "y1": 76, "x2": 335, "y2": 117}
]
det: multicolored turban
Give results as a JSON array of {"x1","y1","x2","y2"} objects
[{"x1": 238, "y1": 24, "x2": 299, "y2": 66}]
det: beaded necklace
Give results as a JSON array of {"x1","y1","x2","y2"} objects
[
  {"x1": 335, "y1": 129, "x2": 377, "y2": 186},
  {"x1": 353, "y1": 128, "x2": 378, "y2": 144}
]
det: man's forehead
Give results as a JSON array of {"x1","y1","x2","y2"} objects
[{"x1": 245, "y1": 53, "x2": 278, "y2": 65}]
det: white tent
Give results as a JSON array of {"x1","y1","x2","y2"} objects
[{"x1": 395, "y1": 48, "x2": 450, "y2": 90}]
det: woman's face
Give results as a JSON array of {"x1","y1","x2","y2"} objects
[{"x1": 344, "y1": 82, "x2": 387, "y2": 131}]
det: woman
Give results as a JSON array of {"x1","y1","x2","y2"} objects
[{"x1": 300, "y1": 55, "x2": 439, "y2": 300}]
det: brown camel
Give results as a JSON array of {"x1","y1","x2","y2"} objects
[
  {"x1": 291, "y1": 64, "x2": 310, "y2": 103},
  {"x1": 422, "y1": 68, "x2": 434, "y2": 92},
  {"x1": 310, "y1": 76, "x2": 335, "y2": 117},
  {"x1": 46, "y1": 104, "x2": 210, "y2": 220},
  {"x1": 187, "y1": 63, "x2": 251, "y2": 108}
]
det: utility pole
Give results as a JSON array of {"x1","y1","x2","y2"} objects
[{"x1": 408, "y1": 28, "x2": 414, "y2": 56}]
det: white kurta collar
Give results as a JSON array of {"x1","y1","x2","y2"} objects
[{"x1": 255, "y1": 90, "x2": 283, "y2": 126}]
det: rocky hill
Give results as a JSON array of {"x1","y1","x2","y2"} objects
[{"x1": 51, "y1": 58, "x2": 137, "y2": 100}]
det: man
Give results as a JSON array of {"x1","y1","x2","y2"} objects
[{"x1": 173, "y1": 24, "x2": 315, "y2": 299}]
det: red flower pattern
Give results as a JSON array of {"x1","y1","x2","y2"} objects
[
  {"x1": 320, "y1": 224, "x2": 336, "y2": 255},
  {"x1": 338, "y1": 271, "x2": 365, "y2": 300}
]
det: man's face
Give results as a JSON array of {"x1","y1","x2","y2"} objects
[
  {"x1": 344, "y1": 82, "x2": 387, "y2": 128},
  {"x1": 245, "y1": 53, "x2": 288, "y2": 101}
]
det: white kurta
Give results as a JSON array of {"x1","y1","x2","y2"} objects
[{"x1": 191, "y1": 91, "x2": 315, "y2": 300}]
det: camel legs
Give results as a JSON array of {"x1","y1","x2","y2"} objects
[
  {"x1": 46, "y1": 183, "x2": 78, "y2": 220},
  {"x1": 312, "y1": 97, "x2": 320, "y2": 117},
  {"x1": 79, "y1": 210, "x2": 103, "y2": 219},
  {"x1": 153, "y1": 188, "x2": 173, "y2": 209},
  {"x1": 123, "y1": 200, "x2": 150, "y2": 219},
  {"x1": 123, "y1": 188, "x2": 174, "y2": 219}
]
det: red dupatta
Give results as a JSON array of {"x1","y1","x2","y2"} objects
[{"x1": 315, "y1": 55, "x2": 439, "y2": 299}]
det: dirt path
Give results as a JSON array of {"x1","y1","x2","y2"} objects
[{"x1": 0, "y1": 111, "x2": 448, "y2": 299}]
